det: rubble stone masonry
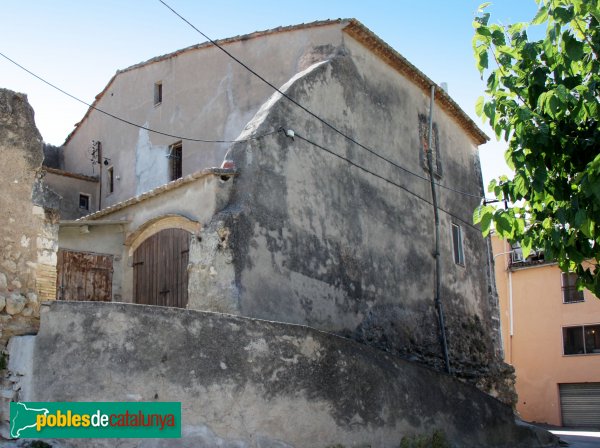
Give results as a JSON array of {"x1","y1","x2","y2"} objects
[{"x1": 0, "y1": 88, "x2": 59, "y2": 437}]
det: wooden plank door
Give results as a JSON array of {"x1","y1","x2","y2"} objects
[
  {"x1": 133, "y1": 228, "x2": 189, "y2": 308},
  {"x1": 56, "y1": 250, "x2": 113, "y2": 301}
]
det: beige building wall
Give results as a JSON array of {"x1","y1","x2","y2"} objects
[
  {"x1": 43, "y1": 168, "x2": 98, "y2": 219},
  {"x1": 492, "y1": 236, "x2": 600, "y2": 426},
  {"x1": 61, "y1": 22, "x2": 347, "y2": 208}
]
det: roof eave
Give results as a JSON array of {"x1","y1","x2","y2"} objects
[{"x1": 342, "y1": 19, "x2": 489, "y2": 146}]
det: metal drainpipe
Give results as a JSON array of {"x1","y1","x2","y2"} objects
[
  {"x1": 508, "y1": 269, "x2": 514, "y2": 364},
  {"x1": 97, "y1": 141, "x2": 103, "y2": 212},
  {"x1": 427, "y1": 85, "x2": 451, "y2": 374}
]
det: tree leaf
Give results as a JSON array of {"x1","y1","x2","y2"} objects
[
  {"x1": 564, "y1": 34, "x2": 584, "y2": 61},
  {"x1": 475, "y1": 96, "x2": 485, "y2": 117},
  {"x1": 531, "y1": 5, "x2": 549, "y2": 25},
  {"x1": 472, "y1": 0, "x2": 600, "y2": 297}
]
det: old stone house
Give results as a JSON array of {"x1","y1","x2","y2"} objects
[
  {"x1": 43, "y1": 19, "x2": 511, "y2": 400},
  {"x1": 0, "y1": 85, "x2": 560, "y2": 447}
]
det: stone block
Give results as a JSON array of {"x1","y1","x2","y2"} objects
[
  {"x1": 1, "y1": 259, "x2": 17, "y2": 274},
  {"x1": 0, "y1": 389, "x2": 14, "y2": 400},
  {"x1": 20, "y1": 235, "x2": 30, "y2": 248},
  {"x1": 0, "y1": 295, "x2": 5, "y2": 312},
  {"x1": 5, "y1": 294, "x2": 26, "y2": 315},
  {"x1": 0, "y1": 421, "x2": 11, "y2": 440},
  {"x1": 0, "y1": 273, "x2": 6, "y2": 290},
  {"x1": 26, "y1": 292, "x2": 38, "y2": 304}
]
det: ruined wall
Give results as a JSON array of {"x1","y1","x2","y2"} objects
[
  {"x1": 215, "y1": 51, "x2": 511, "y2": 401},
  {"x1": 11, "y1": 301, "x2": 555, "y2": 447},
  {"x1": 0, "y1": 88, "x2": 59, "y2": 438},
  {"x1": 0, "y1": 89, "x2": 58, "y2": 345}
]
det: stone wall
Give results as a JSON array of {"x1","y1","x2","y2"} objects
[
  {"x1": 0, "y1": 88, "x2": 59, "y2": 437},
  {"x1": 11, "y1": 301, "x2": 557, "y2": 447}
]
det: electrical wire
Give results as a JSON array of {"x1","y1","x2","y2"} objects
[
  {"x1": 0, "y1": 51, "x2": 276, "y2": 144},
  {"x1": 292, "y1": 131, "x2": 482, "y2": 232},
  {"x1": 157, "y1": 0, "x2": 484, "y2": 201},
  {"x1": 0, "y1": 49, "x2": 480, "y2": 230}
]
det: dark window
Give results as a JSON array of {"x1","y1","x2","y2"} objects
[
  {"x1": 562, "y1": 272, "x2": 584, "y2": 303},
  {"x1": 154, "y1": 82, "x2": 162, "y2": 105},
  {"x1": 169, "y1": 142, "x2": 182, "y2": 181},
  {"x1": 79, "y1": 194, "x2": 90, "y2": 210},
  {"x1": 418, "y1": 113, "x2": 442, "y2": 176},
  {"x1": 585, "y1": 325, "x2": 600, "y2": 354},
  {"x1": 452, "y1": 223, "x2": 465, "y2": 266},
  {"x1": 107, "y1": 166, "x2": 114, "y2": 194},
  {"x1": 564, "y1": 325, "x2": 600, "y2": 355}
]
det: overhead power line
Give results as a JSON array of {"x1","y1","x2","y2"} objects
[
  {"x1": 0, "y1": 51, "x2": 275, "y2": 144},
  {"x1": 157, "y1": 0, "x2": 483, "y2": 201},
  {"x1": 292, "y1": 131, "x2": 481, "y2": 232},
  {"x1": 0, "y1": 50, "x2": 479, "y2": 230}
]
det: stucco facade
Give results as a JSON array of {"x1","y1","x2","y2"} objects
[
  {"x1": 41, "y1": 19, "x2": 514, "y2": 399},
  {"x1": 7, "y1": 301, "x2": 557, "y2": 448},
  {"x1": 43, "y1": 167, "x2": 98, "y2": 219},
  {"x1": 492, "y1": 235, "x2": 600, "y2": 427}
]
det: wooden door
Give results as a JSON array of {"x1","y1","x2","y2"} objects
[
  {"x1": 56, "y1": 250, "x2": 113, "y2": 301},
  {"x1": 133, "y1": 228, "x2": 189, "y2": 308}
]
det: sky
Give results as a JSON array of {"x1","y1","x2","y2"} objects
[{"x1": 0, "y1": 1, "x2": 540, "y2": 188}]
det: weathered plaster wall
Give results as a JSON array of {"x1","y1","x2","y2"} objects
[
  {"x1": 43, "y1": 169, "x2": 98, "y2": 219},
  {"x1": 62, "y1": 22, "x2": 346, "y2": 207},
  {"x1": 59, "y1": 223, "x2": 127, "y2": 302},
  {"x1": 16, "y1": 301, "x2": 556, "y2": 447},
  {"x1": 134, "y1": 127, "x2": 170, "y2": 196},
  {"x1": 216, "y1": 51, "x2": 510, "y2": 400},
  {"x1": 70, "y1": 170, "x2": 235, "y2": 302},
  {"x1": 0, "y1": 88, "x2": 59, "y2": 437}
]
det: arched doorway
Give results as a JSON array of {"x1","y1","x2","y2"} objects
[{"x1": 133, "y1": 228, "x2": 190, "y2": 308}]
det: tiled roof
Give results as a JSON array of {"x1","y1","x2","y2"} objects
[
  {"x1": 79, "y1": 167, "x2": 235, "y2": 221},
  {"x1": 64, "y1": 18, "x2": 488, "y2": 146},
  {"x1": 43, "y1": 166, "x2": 98, "y2": 182}
]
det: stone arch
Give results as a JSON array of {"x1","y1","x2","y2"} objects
[{"x1": 125, "y1": 214, "x2": 200, "y2": 257}]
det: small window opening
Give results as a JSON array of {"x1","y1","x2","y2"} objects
[
  {"x1": 562, "y1": 272, "x2": 584, "y2": 303},
  {"x1": 452, "y1": 223, "x2": 465, "y2": 266},
  {"x1": 79, "y1": 194, "x2": 90, "y2": 210},
  {"x1": 107, "y1": 166, "x2": 114, "y2": 194},
  {"x1": 154, "y1": 82, "x2": 163, "y2": 105},
  {"x1": 169, "y1": 142, "x2": 182, "y2": 181}
]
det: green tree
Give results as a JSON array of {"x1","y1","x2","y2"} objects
[{"x1": 472, "y1": 0, "x2": 600, "y2": 295}]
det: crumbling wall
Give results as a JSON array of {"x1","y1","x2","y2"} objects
[
  {"x1": 0, "y1": 89, "x2": 59, "y2": 437},
  {"x1": 17, "y1": 301, "x2": 556, "y2": 447},
  {"x1": 221, "y1": 54, "x2": 514, "y2": 403}
]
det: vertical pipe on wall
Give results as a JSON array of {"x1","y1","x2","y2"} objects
[
  {"x1": 427, "y1": 85, "x2": 451, "y2": 374},
  {"x1": 97, "y1": 141, "x2": 103, "y2": 212},
  {"x1": 508, "y1": 269, "x2": 514, "y2": 363}
]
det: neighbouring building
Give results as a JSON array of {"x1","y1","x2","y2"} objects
[
  {"x1": 492, "y1": 235, "x2": 600, "y2": 428},
  {"x1": 41, "y1": 18, "x2": 514, "y2": 400}
]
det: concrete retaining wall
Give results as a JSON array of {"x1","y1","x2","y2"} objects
[{"x1": 16, "y1": 301, "x2": 556, "y2": 447}]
